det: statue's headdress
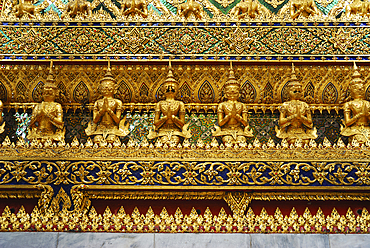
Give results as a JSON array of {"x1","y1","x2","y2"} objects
[
  {"x1": 44, "y1": 60, "x2": 57, "y2": 88},
  {"x1": 100, "y1": 59, "x2": 116, "y2": 84},
  {"x1": 351, "y1": 61, "x2": 363, "y2": 85},
  {"x1": 224, "y1": 62, "x2": 240, "y2": 87},
  {"x1": 288, "y1": 63, "x2": 301, "y2": 87},
  {"x1": 163, "y1": 60, "x2": 178, "y2": 87}
]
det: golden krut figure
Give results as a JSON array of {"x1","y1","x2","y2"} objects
[
  {"x1": 177, "y1": 0, "x2": 203, "y2": 19},
  {"x1": 148, "y1": 62, "x2": 191, "y2": 145},
  {"x1": 12, "y1": 0, "x2": 41, "y2": 19},
  {"x1": 344, "y1": 0, "x2": 370, "y2": 18},
  {"x1": 275, "y1": 64, "x2": 317, "y2": 144},
  {"x1": 60, "y1": 0, "x2": 93, "y2": 19},
  {"x1": 341, "y1": 62, "x2": 370, "y2": 144},
  {"x1": 230, "y1": 0, "x2": 267, "y2": 19},
  {"x1": 212, "y1": 62, "x2": 253, "y2": 144},
  {"x1": 120, "y1": 0, "x2": 148, "y2": 18},
  {"x1": 289, "y1": 0, "x2": 320, "y2": 19},
  {"x1": 28, "y1": 61, "x2": 65, "y2": 142},
  {"x1": 85, "y1": 61, "x2": 129, "y2": 143}
]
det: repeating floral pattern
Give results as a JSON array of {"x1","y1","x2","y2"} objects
[
  {"x1": 0, "y1": 25, "x2": 369, "y2": 57},
  {"x1": 0, "y1": 204, "x2": 368, "y2": 233},
  {"x1": 0, "y1": 160, "x2": 369, "y2": 187}
]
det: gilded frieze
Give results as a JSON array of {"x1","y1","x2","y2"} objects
[
  {"x1": 0, "y1": 159, "x2": 370, "y2": 187},
  {"x1": 0, "y1": 25, "x2": 369, "y2": 60}
]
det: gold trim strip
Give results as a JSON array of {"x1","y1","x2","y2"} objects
[
  {"x1": 0, "y1": 190, "x2": 40, "y2": 199},
  {"x1": 86, "y1": 190, "x2": 370, "y2": 201},
  {"x1": 0, "y1": 185, "x2": 37, "y2": 189},
  {"x1": 86, "y1": 190, "x2": 225, "y2": 200},
  {"x1": 86, "y1": 185, "x2": 370, "y2": 190}
]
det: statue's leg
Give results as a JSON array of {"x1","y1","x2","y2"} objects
[
  {"x1": 106, "y1": 134, "x2": 117, "y2": 144},
  {"x1": 170, "y1": 135, "x2": 180, "y2": 146},
  {"x1": 160, "y1": 135, "x2": 170, "y2": 144},
  {"x1": 93, "y1": 135, "x2": 104, "y2": 144},
  {"x1": 236, "y1": 136, "x2": 246, "y2": 144},
  {"x1": 302, "y1": 139, "x2": 310, "y2": 146},
  {"x1": 195, "y1": 10, "x2": 202, "y2": 19},
  {"x1": 222, "y1": 135, "x2": 234, "y2": 145},
  {"x1": 351, "y1": 134, "x2": 366, "y2": 144},
  {"x1": 287, "y1": 137, "x2": 296, "y2": 145}
]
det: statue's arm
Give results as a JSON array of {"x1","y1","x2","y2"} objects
[
  {"x1": 279, "y1": 106, "x2": 292, "y2": 128},
  {"x1": 230, "y1": 4, "x2": 238, "y2": 16},
  {"x1": 47, "y1": 104, "x2": 64, "y2": 130},
  {"x1": 310, "y1": 0, "x2": 320, "y2": 14},
  {"x1": 141, "y1": 2, "x2": 148, "y2": 16},
  {"x1": 93, "y1": 101, "x2": 104, "y2": 124},
  {"x1": 301, "y1": 107, "x2": 313, "y2": 129},
  {"x1": 218, "y1": 104, "x2": 230, "y2": 127},
  {"x1": 107, "y1": 100, "x2": 122, "y2": 125},
  {"x1": 172, "y1": 102, "x2": 185, "y2": 129},
  {"x1": 291, "y1": 2, "x2": 301, "y2": 19},
  {"x1": 29, "y1": 104, "x2": 41, "y2": 127},
  {"x1": 290, "y1": 2, "x2": 296, "y2": 18},
  {"x1": 239, "y1": 104, "x2": 249, "y2": 127},
  {"x1": 153, "y1": 103, "x2": 167, "y2": 129},
  {"x1": 343, "y1": 103, "x2": 361, "y2": 127}
]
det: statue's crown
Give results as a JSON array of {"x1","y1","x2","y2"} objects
[
  {"x1": 100, "y1": 59, "x2": 116, "y2": 83},
  {"x1": 287, "y1": 63, "x2": 302, "y2": 88},
  {"x1": 224, "y1": 62, "x2": 240, "y2": 87},
  {"x1": 164, "y1": 61, "x2": 178, "y2": 86},
  {"x1": 351, "y1": 61, "x2": 363, "y2": 85},
  {"x1": 45, "y1": 60, "x2": 57, "y2": 88}
]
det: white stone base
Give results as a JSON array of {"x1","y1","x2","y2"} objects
[{"x1": 0, "y1": 233, "x2": 369, "y2": 248}]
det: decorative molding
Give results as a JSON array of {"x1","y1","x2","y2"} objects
[
  {"x1": 0, "y1": 160, "x2": 370, "y2": 187},
  {"x1": 0, "y1": 204, "x2": 368, "y2": 233},
  {"x1": 0, "y1": 24, "x2": 369, "y2": 61},
  {"x1": 86, "y1": 190, "x2": 225, "y2": 200}
]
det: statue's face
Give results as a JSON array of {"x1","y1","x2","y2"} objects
[
  {"x1": 43, "y1": 84, "x2": 57, "y2": 101},
  {"x1": 225, "y1": 84, "x2": 239, "y2": 101},
  {"x1": 164, "y1": 82, "x2": 178, "y2": 98},
  {"x1": 351, "y1": 81, "x2": 365, "y2": 99},
  {"x1": 100, "y1": 80, "x2": 115, "y2": 97},
  {"x1": 288, "y1": 82, "x2": 303, "y2": 100}
]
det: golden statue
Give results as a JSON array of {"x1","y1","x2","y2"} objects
[
  {"x1": 178, "y1": 0, "x2": 203, "y2": 19},
  {"x1": 275, "y1": 64, "x2": 317, "y2": 144},
  {"x1": 212, "y1": 62, "x2": 253, "y2": 144},
  {"x1": 60, "y1": 0, "x2": 93, "y2": 19},
  {"x1": 289, "y1": 0, "x2": 320, "y2": 19},
  {"x1": 28, "y1": 61, "x2": 65, "y2": 142},
  {"x1": 12, "y1": 0, "x2": 40, "y2": 19},
  {"x1": 120, "y1": 0, "x2": 148, "y2": 18},
  {"x1": 85, "y1": 61, "x2": 129, "y2": 144},
  {"x1": 0, "y1": 100, "x2": 4, "y2": 134},
  {"x1": 344, "y1": 0, "x2": 370, "y2": 18},
  {"x1": 148, "y1": 62, "x2": 191, "y2": 145},
  {"x1": 341, "y1": 62, "x2": 370, "y2": 144},
  {"x1": 230, "y1": 0, "x2": 267, "y2": 19}
]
